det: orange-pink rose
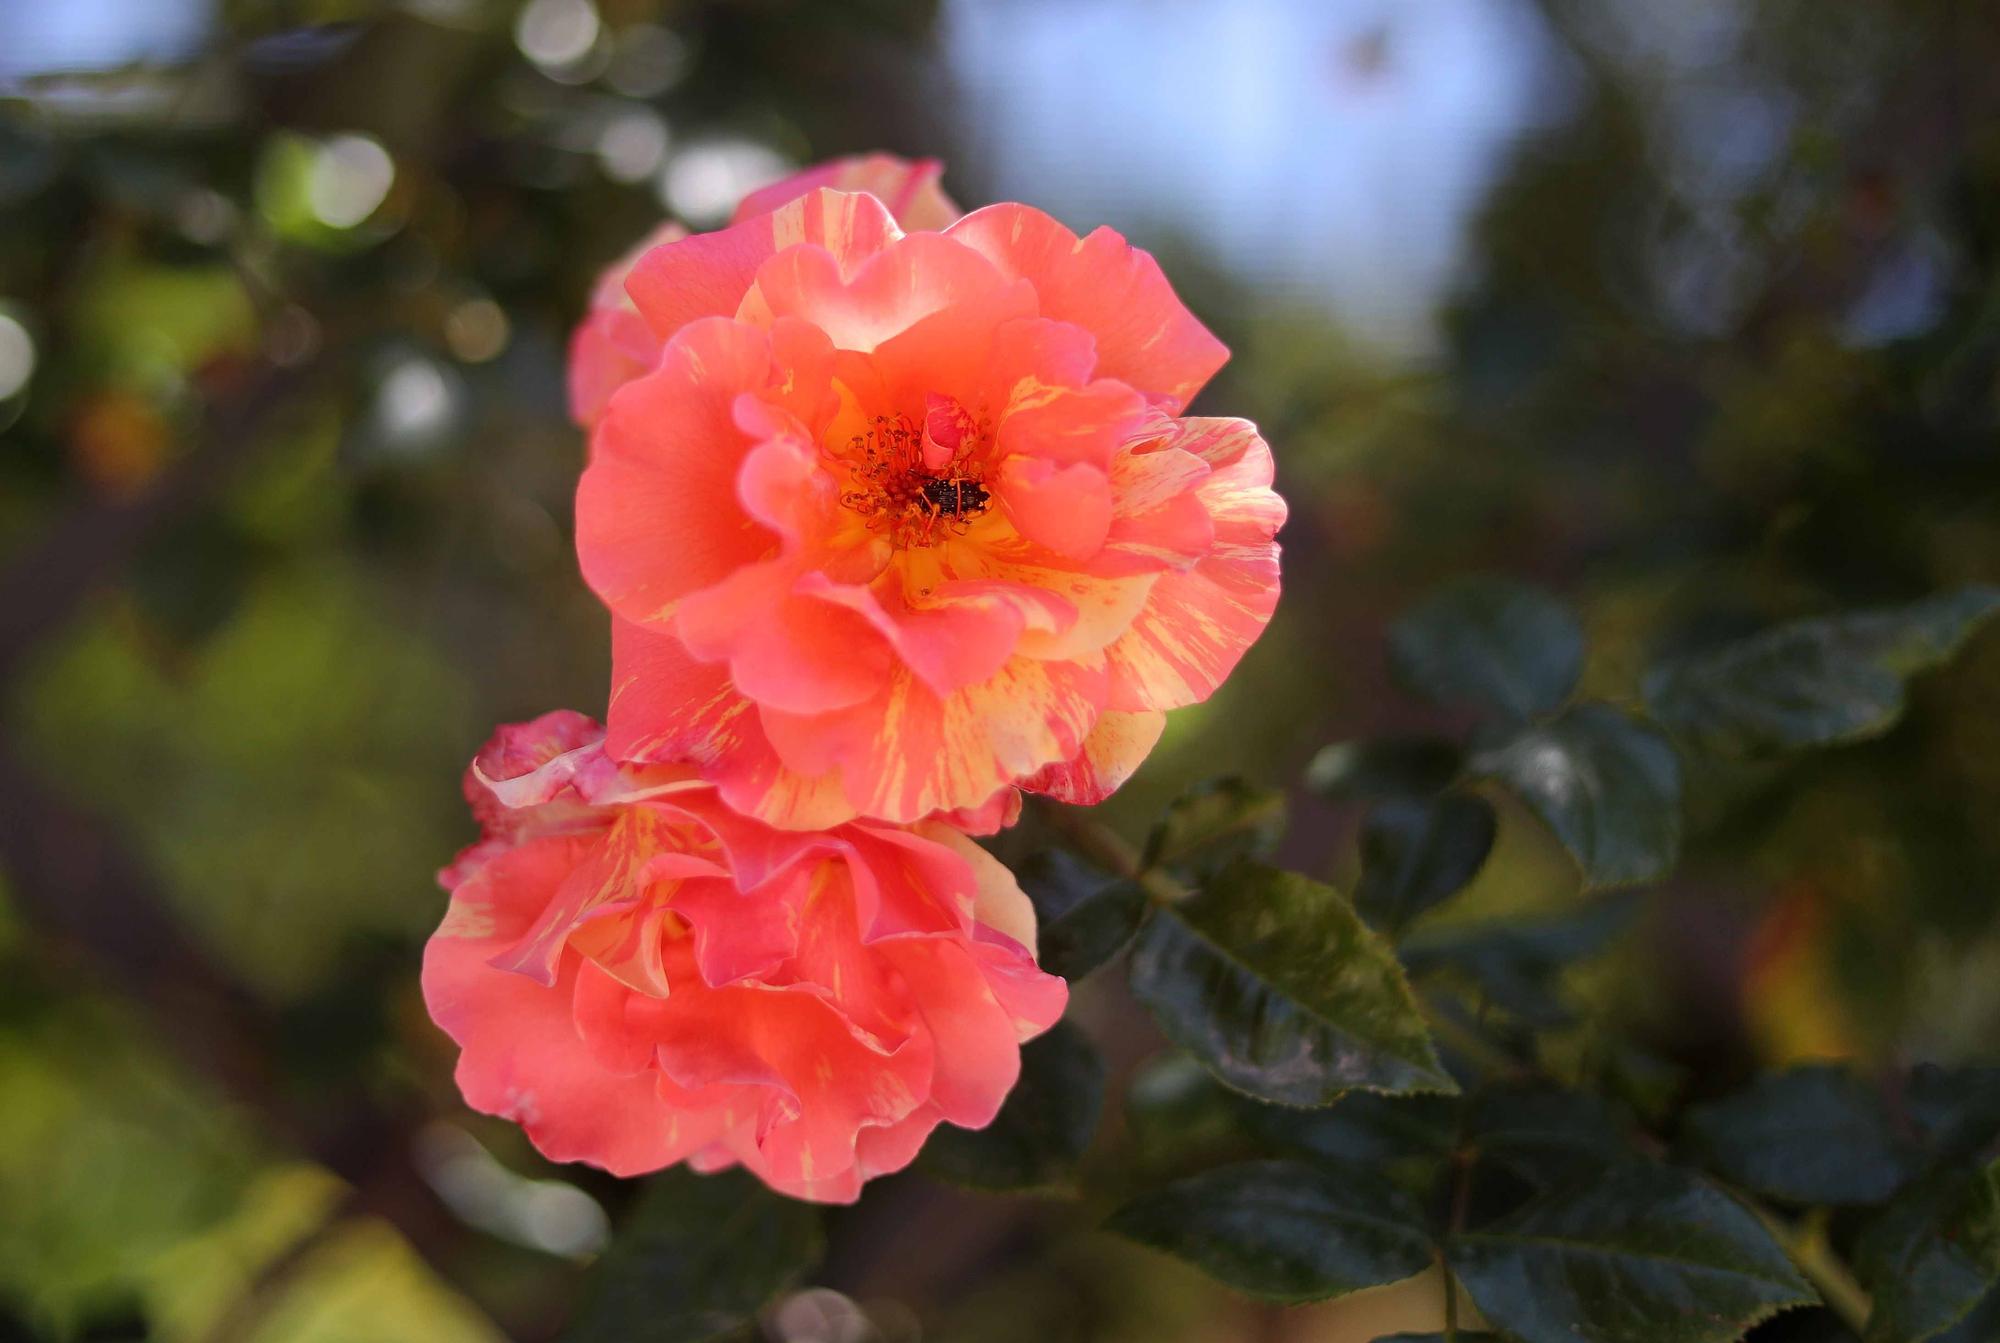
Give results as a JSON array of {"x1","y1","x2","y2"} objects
[
  {"x1": 424, "y1": 711, "x2": 1065, "y2": 1202},
  {"x1": 568, "y1": 155, "x2": 957, "y2": 430},
  {"x1": 571, "y1": 156, "x2": 1285, "y2": 829}
]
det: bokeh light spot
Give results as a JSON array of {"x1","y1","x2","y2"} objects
[
  {"x1": 416, "y1": 1124, "x2": 608, "y2": 1259},
  {"x1": 515, "y1": 0, "x2": 600, "y2": 72},
  {"x1": 445, "y1": 298, "x2": 510, "y2": 363},
  {"x1": 607, "y1": 23, "x2": 690, "y2": 98},
  {"x1": 0, "y1": 311, "x2": 35, "y2": 400},
  {"x1": 173, "y1": 187, "x2": 238, "y2": 245},
  {"x1": 376, "y1": 355, "x2": 456, "y2": 444},
  {"x1": 596, "y1": 108, "x2": 669, "y2": 183},
  {"x1": 264, "y1": 305, "x2": 320, "y2": 367},
  {"x1": 306, "y1": 134, "x2": 394, "y2": 229},
  {"x1": 660, "y1": 139, "x2": 789, "y2": 228}
]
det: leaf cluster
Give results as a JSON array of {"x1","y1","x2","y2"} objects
[{"x1": 567, "y1": 581, "x2": 2000, "y2": 1342}]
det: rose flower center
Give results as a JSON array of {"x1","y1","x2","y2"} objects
[{"x1": 831, "y1": 392, "x2": 994, "y2": 548}]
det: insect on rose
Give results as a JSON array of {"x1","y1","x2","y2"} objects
[
  {"x1": 919, "y1": 474, "x2": 991, "y2": 524},
  {"x1": 837, "y1": 403, "x2": 995, "y2": 546}
]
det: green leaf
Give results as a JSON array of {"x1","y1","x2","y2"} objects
[
  {"x1": 1469, "y1": 1087, "x2": 1634, "y2": 1191},
  {"x1": 1241, "y1": 1091, "x2": 1459, "y2": 1201},
  {"x1": 919, "y1": 1020, "x2": 1106, "y2": 1194},
  {"x1": 1856, "y1": 1163, "x2": 2000, "y2": 1343},
  {"x1": 1354, "y1": 793, "x2": 1498, "y2": 935},
  {"x1": 1682, "y1": 1066, "x2": 1912, "y2": 1206},
  {"x1": 1448, "y1": 1162, "x2": 1815, "y2": 1343},
  {"x1": 1471, "y1": 704, "x2": 1682, "y2": 889},
  {"x1": 1244, "y1": 1090, "x2": 1460, "y2": 1170},
  {"x1": 1906, "y1": 1065, "x2": 2000, "y2": 1167},
  {"x1": 1106, "y1": 1159, "x2": 1436, "y2": 1303},
  {"x1": 1400, "y1": 895, "x2": 1642, "y2": 1027},
  {"x1": 1304, "y1": 736, "x2": 1464, "y2": 800},
  {"x1": 1016, "y1": 850, "x2": 1148, "y2": 980},
  {"x1": 1127, "y1": 861, "x2": 1455, "y2": 1105},
  {"x1": 1142, "y1": 777, "x2": 1287, "y2": 878},
  {"x1": 1931, "y1": 1289, "x2": 2000, "y2": 1343},
  {"x1": 1388, "y1": 577, "x2": 1586, "y2": 721},
  {"x1": 1643, "y1": 587, "x2": 2000, "y2": 757},
  {"x1": 565, "y1": 1169, "x2": 822, "y2": 1343}
]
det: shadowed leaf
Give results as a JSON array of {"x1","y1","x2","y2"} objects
[
  {"x1": 1907, "y1": 1065, "x2": 2000, "y2": 1168},
  {"x1": 919, "y1": 1020, "x2": 1106, "y2": 1194},
  {"x1": 1127, "y1": 861, "x2": 1454, "y2": 1105},
  {"x1": 1469, "y1": 1087, "x2": 1634, "y2": 1191},
  {"x1": 1472, "y1": 704, "x2": 1682, "y2": 889},
  {"x1": 1856, "y1": 1162, "x2": 2000, "y2": 1343},
  {"x1": 566, "y1": 1169, "x2": 821, "y2": 1343},
  {"x1": 1644, "y1": 587, "x2": 2000, "y2": 757},
  {"x1": 1683, "y1": 1066, "x2": 1913, "y2": 1207},
  {"x1": 1354, "y1": 793, "x2": 1498, "y2": 935},
  {"x1": 1388, "y1": 577, "x2": 1585, "y2": 721},
  {"x1": 1142, "y1": 777, "x2": 1287, "y2": 878},
  {"x1": 1449, "y1": 1162, "x2": 1814, "y2": 1343},
  {"x1": 1016, "y1": 850, "x2": 1148, "y2": 980},
  {"x1": 1240, "y1": 1090, "x2": 1459, "y2": 1201},
  {"x1": 1107, "y1": 1159, "x2": 1436, "y2": 1303},
  {"x1": 1400, "y1": 895, "x2": 1642, "y2": 1027}
]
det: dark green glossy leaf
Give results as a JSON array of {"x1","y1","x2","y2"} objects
[
  {"x1": 1931, "y1": 1288, "x2": 2000, "y2": 1343},
  {"x1": 1142, "y1": 777, "x2": 1287, "y2": 878},
  {"x1": 566, "y1": 1169, "x2": 822, "y2": 1343},
  {"x1": 1106, "y1": 1159, "x2": 1436, "y2": 1303},
  {"x1": 1449, "y1": 1162, "x2": 1814, "y2": 1343},
  {"x1": 1388, "y1": 577, "x2": 1586, "y2": 721},
  {"x1": 1469, "y1": 1087, "x2": 1633, "y2": 1191},
  {"x1": 1400, "y1": 895, "x2": 1642, "y2": 1026},
  {"x1": 1016, "y1": 850, "x2": 1148, "y2": 979},
  {"x1": 1857, "y1": 1163, "x2": 2000, "y2": 1343},
  {"x1": 1472, "y1": 704, "x2": 1682, "y2": 889},
  {"x1": 1242, "y1": 1090, "x2": 1459, "y2": 1201},
  {"x1": 1355, "y1": 793, "x2": 1499, "y2": 934},
  {"x1": 1245, "y1": 1090, "x2": 1460, "y2": 1169},
  {"x1": 1683, "y1": 1066, "x2": 1912, "y2": 1206},
  {"x1": 919, "y1": 1020, "x2": 1106, "y2": 1194},
  {"x1": 1906, "y1": 1065, "x2": 2000, "y2": 1167},
  {"x1": 1127, "y1": 861, "x2": 1455, "y2": 1104},
  {"x1": 1643, "y1": 587, "x2": 2000, "y2": 757},
  {"x1": 1304, "y1": 736, "x2": 1465, "y2": 800}
]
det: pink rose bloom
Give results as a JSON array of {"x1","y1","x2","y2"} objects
[
  {"x1": 573, "y1": 157, "x2": 1286, "y2": 828},
  {"x1": 568, "y1": 155, "x2": 957, "y2": 429},
  {"x1": 423, "y1": 711, "x2": 1065, "y2": 1203}
]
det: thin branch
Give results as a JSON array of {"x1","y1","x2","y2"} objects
[{"x1": 1763, "y1": 1207, "x2": 1874, "y2": 1336}]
